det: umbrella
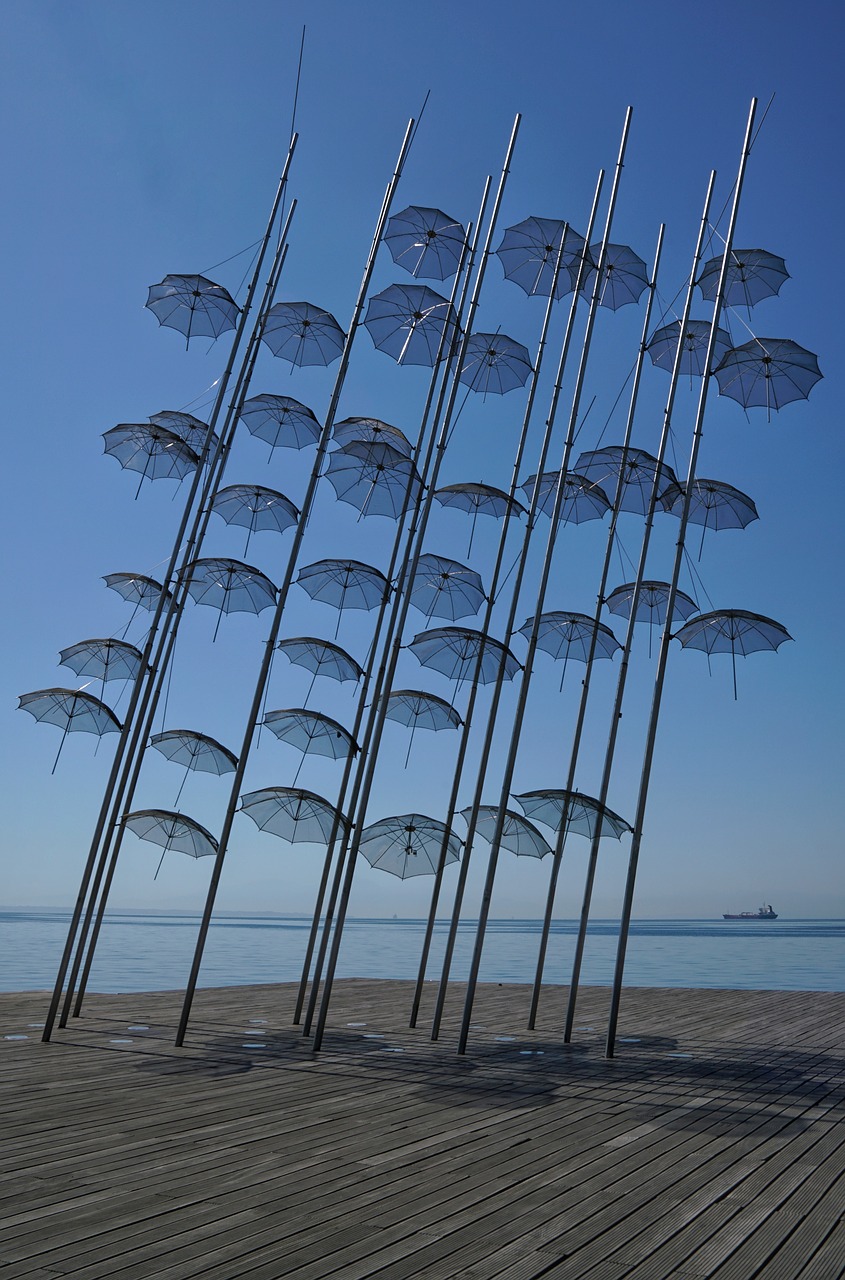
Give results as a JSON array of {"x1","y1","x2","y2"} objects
[
  {"x1": 240, "y1": 786, "x2": 350, "y2": 845},
  {"x1": 145, "y1": 273, "x2": 240, "y2": 346},
  {"x1": 183, "y1": 557, "x2": 277, "y2": 641},
  {"x1": 296, "y1": 559, "x2": 389, "y2": 638},
  {"x1": 332, "y1": 416, "x2": 414, "y2": 457},
  {"x1": 384, "y1": 205, "x2": 467, "y2": 280},
  {"x1": 433, "y1": 481, "x2": 526, "y2": 558},
  {"x1": 324, "y1": 440, "x2": 423, "y2": 521},
  {"x1": 574, "y1": 446, "x2": 678, "y2": 516},
  {"x1": 459, "y1": 332, "x2": 533, "y2": 396},
  {"x1": 519, "y1": 611, "x2": 620, "y2": 689},
  {"x1": 261, "y1": 301, "x2": 345, "y2": 367},
  {"x1": 104, "y1": 572, "x2": 172, "y2": 611},
  {"x1": 659, "y1": 478, "x2": 759, "y2": 559},
  {"x1": 385, "y1": 689, "x2": 462, "y2": 767},
  {"x1": 463, "y1": 806, "x2": 552, "y2": 859},
  {"x1": 674, "y1": 608, "x2": 792, "y2": 699},
  {"x1": 579, "y1": 243, "x2": 649, "y2": 311},
  {"x1": 122, "y1": 808, "x2": 218, "y2": 878},
  {"x1": 513, "y1": 789, "x2": 631, "y2": 840},
  {"x1": 18, "y1": 687, "x2": 122, "y2": 773},
  {"x1": 277, "y1": 636, "x2": 363, "y2": 706},
  {"x1": 239, "y1": 393, "x2": 321, "y2": 454},
  {"x1": 647, "y1": 319, "x2": 732, "y2": 377},
  {"x1": 148, "y1": 410, "x2": 219, "y2": 457},
  {"x1": 410, "y1": 554, "x2": 486, "y2": 622},
  {"x1": 262, "y1": 708, "x2": 357, "y2": 784},
  {"x1": 606, "y1": 581, "x2": 699, "y2": 657},
  {"x1": 522, "y1": 471, "x2": 611, "y2": 524},
  {"x1": 363, "y1": 283, "x2": 460, "y2": 366},
  {"x1": 359, "y1": 813, "x2": 463, "y2": 880},
  {"x1": 697, "y1": 248, "x2": 789, "y2": 309},
  {"x1": 59, "y1": 638, "x2": 143, "y2": 700},
  {"x1": 408, "y1": 626, "x2": 521, "y2": 686},
  {"x1": 149, "y1": 729, "x2": 238, "y2": 805},
  {"x1": 103, "y1": 424, "x2": 199, "y2": 499},
  {"x1": 713, "y1": 338, "x2": 823, "y2": 415},
  {"x1": 495, "y1": 217, "x2": 589, "y2": 299},
  {"x1": 210, "y1": 484, "x2": 299, "y2": 557}
]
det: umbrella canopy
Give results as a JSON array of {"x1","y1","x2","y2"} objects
[
  {"x1": 659, "y1": 477, "x2": 759, "y2": 559},
  {"x1": 240, "y1": 786, "x2": 349, "y2": 844},
  {"x1": 332, "y1": 416, "x2": 414, "y2": 457},
  {"x1": 459, "y1": 332, "x2": 533, "y2": 396},
  {"x1": 104, "y1": 572, "x2": 173, "y2": 612},
  {"x1": 409, "y1": 626, "x2": 521, "y2": 685},
  {"x1": 359, "y1": 813, "x2": 463, "y2": 880},
  {"x1": 364, "y1": 283, "x2": 460, "y2": 366},
  {"x1": 697, "y1": 248, "x2": 789, "y2": 309},
  {"x1": 103, "y1": 424, "x2": 199, "y2": 498},
  {"x1": 145, "y1": 273, "x2": 239, "y2": 346},
  {"x1": 18, "y1": 687, "x2": 122, "y2": 772},
  {"x1": 149, "y1": 729, "x2": 238, "y2": 805},
  {"x1": 514, "y1": 789, "x2": 631, "y2": 840},
  {"x1": 495, "y1": 217, "x2": 588, "y2": 299},
  {"x1": 433, "y1": 481, "x2": 526, "y2": 557},
  {"x1": 59, "y1": 638, "x2": 143, "y2": 685},
  {"x1": 647, "y1": 319, "x2": 732, "y2": 377},
  {"x1": 261, "y1": 301, "x2": 345, "y2": 367},
  {"x1": 183, "y1": 557, "x2": 277, "y2": 641},
  {"x1": 296, "y1": 560, "x2": 389, "y2": 633},
  {"x1": 463, "y1": 806, "x2": 552, "y2": 859},
  {"x1": 579, "y1": 243, "x2": 649, "y2": 311},
  {"x1": 606, "y1": 581, "x2": 699, "y2": 626},
  {"x1": 210, "y1": 484, "x2": 299, "y2": 557},
  {"x1": 522, "y1": 471, "x2": 611, "y2": 524},
  {"x1": 713, "y1": 338, "x2": 823, "y2": 413},
  {"x1": 239, "y1": 394, "x2": 321, "y2": 452},
  {"x1": 262, "y1": 708, "x2": 358, "y2": 762},
  {"x1": 410, "y1": 554, "x2": 486, "y2": 622},
  {"x1": 385, "y1": 688, "x2": 462, "y2": 768},
  {"x1": 324, "y1": 441, "x2": 422, "y2": 520},
  {"x1": 519, "y1": 612, "x2": 620, "y2": 689},
  {"x1": 277, "y1": 636, "x2": 363, "y2": 686},
  {"x1": 148, "y1": 410, "x2": 219, "y2": 456},
  {"x1": 574, "y1": 446, "x2": 678, "y2": 516},
  {"x1": 122, "y1": 808, "x2": 218, "y2": 878},
  {"x1": 674, "y1": 608, "x2": 792, "y2": 698},
  {"x1": 384, "y1": 205, "x2": 467, "y2": 280}
]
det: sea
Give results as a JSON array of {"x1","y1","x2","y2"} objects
[{"x1": 2, "y1": 910, "x2": 843, "y2": 995}]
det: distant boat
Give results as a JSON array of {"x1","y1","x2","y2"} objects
[{"x1": 723, "y1": 904, "x2": 778, "y2": 920}]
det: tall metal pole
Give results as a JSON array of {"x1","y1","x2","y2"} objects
[
  {"x1": 175, "y1": 118, "x2": 416, "y2": 1047},
  {"x1": 605, "y1": 98, "x2": 757, "y2": 1057}
]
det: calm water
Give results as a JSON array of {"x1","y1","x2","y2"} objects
[{"x1": 2, "y1": 910, "x2": 843, "y2": 994}]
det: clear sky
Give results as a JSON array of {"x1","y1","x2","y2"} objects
[{"x1": 2, "y1": 0, "x2": 842, "y2": 925}]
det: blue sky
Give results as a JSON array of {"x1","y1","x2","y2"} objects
[{"x1": 2, "y1": 0, "x2": 842, "y2": 926}]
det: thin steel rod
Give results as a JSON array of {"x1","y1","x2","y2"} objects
[{"x1": 605, "y1": 98, "x2": 757, "y2": 1058}]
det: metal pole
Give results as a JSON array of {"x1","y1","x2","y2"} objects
[{"x1": 606, "y1": 98, "x2": 757, "y2": 1057}]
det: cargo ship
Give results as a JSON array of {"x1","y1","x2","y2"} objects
[{"x1": 723, "y1": 904, "x2": 778, "y2": 920}]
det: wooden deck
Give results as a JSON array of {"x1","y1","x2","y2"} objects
[{"x1": 2, "y1": 981, "x2": 844, "y2": 1279}]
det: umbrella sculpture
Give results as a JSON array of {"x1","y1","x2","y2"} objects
[
  {"x1": 145, "y1": 273, "x2": 240, "y2": 347},
  {"x1": 148, "y1": 410, "x2": 219, "y2": 457},
  {"x1": 674, "y1": 608, "x2": 792, "y2": 699},
  {"x1": 459, "y1": 332, "x2": 533, "y2": 396},
  {"x1": 122, "y1": 808, "x2": 219, "y2": 879},
  {"x1": 385, "y1": 689, "x2": 463, "y2": 768},
  {"x1": 522, "y1": 471, "x2": 611, "y2": 524},
  {"x1": 18, "y1": 688, "x2": 122, "y2": 773},
  {"x1": 409, "y1": 554, "x2": 486, "y2": 622},
  {"x1": 363, "y1": 283, "x2": 461, "y2": 366},
  {"x1": 433, "y1": 481, "x2": 527, "y2": 558},
  {"x1": 261, "y1": 301, "x2": 346, "y2": 367},
  {"x1": 359, "y1": 814, "x2": 463, "y2": 881},
  {"x1": 464, "y1": 805, "x2": 552, "y2": 859},
  {"x1": 384, "y1": 205, "x2": 467, "y2": 280},
  {"x1": 578, "y1": 242, "x2": 649, "y2": 311},
  {"x1": 495, "y1": 217, "x2": 589, "y2": 299},
  {"x1": 262, "y1": 708, "x2": 358, "y2": 785},
  {"x1": 103, "y1": 424, "x2": 199, "y2": 499},
  {"x1": 697, "y1": 248, "x2": 790, "y2": 309},
  {"x1": 332, "y1": 416, "x2": 414, "y2": 457},
  {"x1": 659, "y1": 477, "x2": 759, "y2": 559},
  {"x1": 324, "y1": 441, "x2": 423, "y2": 520},
  {"x1": 646, "y1": 319, "x2": 733, "y2": 377},
  {"x1": 606, "y1": 581, "x2": 700, "y2": 657},
  {"x1": 409, "y1": 627, "x2": 521, "y2": 687},
  {"x1": 713, "y1": 338, "x2": 823, "y2": 416},
  {"x1": 103, "y1": 572, "x2": 173, "y2": 638},
  {"x1": 514, "y1": 789, "x2": 632, "y2": 841},
  {"x1": 240, "y1": 786, "x2": 350, "y2": 844},
  {"x1": 519, "y1": 611, "x2": 621, "y2": 690},
  {"x1": 238, "y1": 393, "x2": 321, "y2": 455},
  {"x1": 149, "y1": 729, "x2": 238, "y2": 806},
  {"x1": 575, "y1": 446, "x2": 678, "y2": 516},
  {"x1": 183, "y1": 557, "x2": 277, "y2": 642},
  {"x1": 59, "y1": 638, "x2": 143, "y2": 701},
  {"x1": 296, "y1": 559, "x2": 389, "y2": 639},
  {"x1": 277, "y1": 636, "x2": 363, "y2": 707},
  {"x1": 210, "y1": 484, "x2": 299, "y2": 558}
]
